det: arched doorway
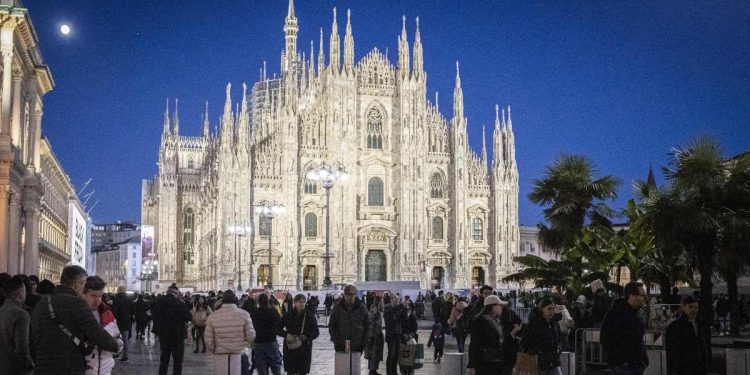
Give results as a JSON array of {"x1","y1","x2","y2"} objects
[
  {"x1": 257, "y1": 265, "x2": 269, "y2": 287},
  {"x1": 432, "y1": 267, "x2": 445, "y2": 289},
  {"x1": 365, "y1": 250, "x2": 387, "y2": 281},
  {"x1": 303, "y1": 265, "x2": 317, "y2": 290},
  {"x1": 472, "y1": 267, "x2": 485, "y2": 288}
]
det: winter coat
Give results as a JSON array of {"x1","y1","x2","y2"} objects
[
  {"x1": 0, "y1": 298, "x2": 34, "y2": 374},
  {"x1": 30, "y1": 285, "x2": 120, "y2": 375},
  {"x1": 110, "y1": 292, "x2": 134, "y2": 332},
  {"x1": 521, "y1": 308, "x2": 560, "y2": 354},
  {"x1": 426, "y1": 323, "x2": 445, "y2": 348},
  {"x1": 328, "y1": 298, "x2": 370, "y2": 353},
  {"x1": 467, "y1": 313, "x2": 511, "y2": 375},
  {"x1": 383, "y1": 304, "x2": 406, "y2": 339},
  {"x1": 366, "y1": 307, "x2": 384, "y2": 362},
  {"x1": 85, "y1": 305, "x2": 121, "y2": 375},
  {"x1": 600, "y1": 298, "x2": 648, "y2": 369},
  {"x1": 204, "y1": 304, "x2": 256, "y2": 355},
  {"x1": 133, "y1": 299, "x2": 149, "y2": 323},
  {"x1": 152, "y1": 294, "x2": 192, "y2": 342},
  {"x1": 276, "y1": 307, "x2": 320, "y2": 374},
  {"x1": 665, "y1": 315, "x2": 708, "y2": 375},
  {"x1": 191, "y1": 306, "x2": 211, "y2": 328},
  {"x1": 499, "y1": 307, "x2": 523, "y2": 366},
  {"x1": 250, "y1": 306, "x2": 280, "y2": 343}
]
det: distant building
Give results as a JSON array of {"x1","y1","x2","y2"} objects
[
  {"x1": 92, "y1": 222, "x2": 142, "y2": 291},
  {"x1": 518, "y1": 225, "x2": 560, "y2": 262}
]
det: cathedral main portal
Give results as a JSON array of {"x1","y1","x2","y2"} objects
[{"x1": 365, "y1": 250, "x2": 387, "y2": 281}]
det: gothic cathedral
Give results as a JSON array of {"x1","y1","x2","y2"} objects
[{"x1": 141, "y1": 1, "x2": 519, "y2": 291}]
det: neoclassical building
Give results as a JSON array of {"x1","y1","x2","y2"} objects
[{"x1": 142, "y1": 1, "x2": 519, "y2": 291}]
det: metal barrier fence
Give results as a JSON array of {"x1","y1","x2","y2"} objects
[{"x1": 574, "y1": 328, "x2": 665, "y2": 375}]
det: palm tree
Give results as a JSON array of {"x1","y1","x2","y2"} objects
[
  {"x1": 529, "y1": 154, "x2": 620, "y2": 254},
  {"x1": 645, "y1": 137, "x2": 750, "y2": 350}
]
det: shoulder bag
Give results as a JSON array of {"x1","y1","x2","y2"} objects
[{"x1": 285, "y1": 311, "x2": 306, "y2": 350}]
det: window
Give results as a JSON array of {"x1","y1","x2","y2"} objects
[
  {"x1": 430, "y1": 172, "x2": 446, "y2": 198},
  {"x1": 304, "y1": 213, "x2": 317, "y2": 237},
  {"x1": 304, "y1": 180, "x2": 317, "y2": 194},
  {"x1": 187, "y1": 157, "x2": 194, "y2": 169},
  {"x1": 432, "y1": 217, "x2": 443, "y2": 240},
  {"x1": 183, "y1": 208, "x2": 195, "y2": 246},
  {"x1": 368, "y1": 177, "x2": 384, "y2": 206},
  {"x1": 366, "y1": 107, "x2": 384, "y2": 149},
  {"x1": 259, "y1": 216, "x2": 272, "y2": 237},
  {"x1": 472, "y1": 217, "x2": 484, "y2": 241}
]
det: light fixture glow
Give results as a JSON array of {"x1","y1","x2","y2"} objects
[{"x1": 60, "y1": 24, "x2": 71, "y2": 35}]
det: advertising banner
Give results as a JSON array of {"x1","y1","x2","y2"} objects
[
  {"x1": 141, "y1": 225, "x2": 154, "y2": 258},
  {"x1": 68, "y1": 201, "x2": 87, "y2": 268}
]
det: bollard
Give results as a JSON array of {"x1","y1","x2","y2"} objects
[
  {"x1": 644, "y1": 350, "x2": 666, "y2": 375},
  {"x1": 560, "y1": 352, "x2": 576, "y2": 375},
  {"x1": 726, "y1": 348, "x2": 750, "y2": 375},
  {"x1": 442, "y1": 352, "x2": 468, "y2": 375}
]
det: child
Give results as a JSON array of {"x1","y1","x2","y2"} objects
[{"x1": 426, "y1": 321, "x2": 445, "y2": 363}]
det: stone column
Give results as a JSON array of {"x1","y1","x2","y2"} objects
[
  {"x1": 0, "y1": 186, "x2": 7, "y2": 272},
  {"x1": 22, "y1": 207, "x2": 40, "y2": 275},
  {"x1": 24, "y1": 90, "x2": 36, "y2": 168},
  {"x1": 7, "y1": 190, "x2": 21, "y2": 274},
  {"x1": 10, "y1": 69, "x2": 22, "y2": 147},
  {"x1": 32, "y1": 107, "x2": 41, "y2": 170},
  {"x1": 0, "y1": 21, "x2": 16, "y2": 136}
]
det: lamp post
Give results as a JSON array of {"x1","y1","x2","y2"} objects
[
  {"x1": 139, "y1": 253, "x2": 158, "y2": 293},
  {"x1": 306, "y1": 162, "x2": 349, "y2": 289},
  {"x1": 227, "y1": 221, "x2": 251, "y2": 291},
  {"x1": 255, "y1": 201, "x2": 285, "y2": 290}
]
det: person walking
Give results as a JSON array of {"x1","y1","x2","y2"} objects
[
  {"x1": 29, "y1": 265, "x2": 121, "y2": 375},
  {"x1": 191, "y1": 295, "x2": 212, "y2": 353},
  {"x1": 0, "y1": 275, "x2": 34, "y2": 374},
  {"x1": 82, "y1": 276, "x2": 124, "y2": 375},
  {"x1": 365, "y1": 296, "x2": 384, "y2": 375},
  {"x1": 466, "y1": 295, "x2": 514, "y2": 375},
  {"x1": 110, "y1": 286, "x2": 135, "y2": 362},
  {"x1": 276, "y1": 294, "x2": 319, "y2": 375},
  {"x1": 383, "y1": 295, "x2": 406, "y2": 375},
  {"x1": 324, "y1": 293, "x2": 334, "y2": 316},
  {"x1": 447, "y1": 300, "x2": 469, "y2": 353},
  {"x1": 282, "y1": 293, "x2": 294, "y2": 316},
  {"x1": 205, "y1": 290, "x2": 256, "y2": 375},
  {"x1": 134, "y1": 294, "x2": 149, "y2": 340},
  {"x1": 522, "y1": 298, "x2": 562, "y2": 375},
  {"x1": 329, "y1": 285, "x2": 370, "y2": 375},
  {"x1": 600, "y1": 281, "x2": 649, "y2": 375},
  {"x1": 665, "y1": 295, "x2": 708, "y2": 375},
  {"x1": 426, "y1": 321, "x2": 444, "y2": 364},
  {"x1": 250, "y1": 293, "x2": 282, "y2": 375},
  {"x1": 152, "y1": 285, "x2": 192, "y2": 375}
]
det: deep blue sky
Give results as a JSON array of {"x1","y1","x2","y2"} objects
[{"x1": 27, "y1": 1, "x2": 749, "y2": 226}]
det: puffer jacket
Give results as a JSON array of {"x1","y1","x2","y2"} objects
[
  {"x1": 204, "y1": 304, "x2": 256, "y2": 354},
  {"x1": 328, "y1": 297, "x2": 370, "y2": 352},
  {"x1": 30, "y1": 285, "x2": 120, "y2": 375}
]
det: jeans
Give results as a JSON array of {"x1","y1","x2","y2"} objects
[
  {"x1": 254, "y1": 341, "x2": 282, "y2": 375},
  {"x1": 119, "y1": 329, "x2": 130, "y2": 358},
  {"x1": 540, "y1": 367, "x2": 562, "y2": 375},
  {"x1": 612, "y1": 363, "x2": 645, "y2": 375},
  {"x1": 455, "y1": 331, "x2": 466, "y2": 353},
  {"x1": 385, "y1": 337, "x2": 401, "y2": 375},
  {"x1": 159, "y1": 338, "x2": 185, "y2": 375}
]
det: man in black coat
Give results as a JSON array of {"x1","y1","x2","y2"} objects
[
  {"x1": 383, "y1": 296, "x2": 407, "y2": 375},
  {"x1": 600, "y1": 281, "x2": 649, "y2": 375},
  {"x1": 665, "y1": 296, "x2": 708, "y2": 375},
  {"x1": 329, "y1": 285, "x2": 369, "y2": 375},
  {"x1": 29, "y1": 265, "x2": 121, "y2": 375},
  {"x1": 110, "y1": 286, "x2": 135, "y2": 361},
  {"x1": 152, "y1": 286, "x2": 192, "y2": 375}
]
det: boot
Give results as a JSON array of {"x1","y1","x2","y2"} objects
[{"x1": 193, "y1": 340, "x2": 200, "y2": 353}]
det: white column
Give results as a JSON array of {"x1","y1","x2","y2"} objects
[
  {"x1": 23, "y1": 206, "x2": 40, "y2": 275},
  {"x1": 24, "y1": 91, "x2": 36, "y2": 167},
  {"x1": 10, "y1": 70, "x2": 21, "y2": 147},
  {"x1": 0, "y1": 24, "x2": 14, "y2": 135},
  {"x1": 32, "y1": 107, "x2": 41, "y2": 170},
  {"x1": 7, "y1": 191, "x2": 21, "y2": 274}
]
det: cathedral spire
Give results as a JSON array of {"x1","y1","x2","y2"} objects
[
  {"x1": 344, "y1": 9, "x2": 354, "y2": 71},
  {"x1": 329, "y1": 8, "x2": 340, "y2": 73},
  {"x1": 238, "y1": 83, "x2": 249, "y2": 147},
  {"x1": 435, "y1": 91, "x2": 439, "y2": 112},
  {"x1": 398, "y1": 15, "x2": 410, "y2": 75},
  {"x1": 172, "y1": 98, "x2": 180, "y2": 135},
  {"x1": 481, "y1": 124, "x2": 488, "y2": 163},
  {"x1": 318, "y1": 28, "x2": 325, "y2": 77},
  {"x1": 494, "y1": 104, "x2": 501, "y2": 131},
  {"x1": 412, "y1": 16, "x2": 423, "y2": 75},
  {"x1": 646, "y1": 164, "x2": 657, "y2": 189},
  {"x1": 453, "y1": 61, "x2": 464, "y2": 120},
  {"x1": 283, "y1": 0, "x2": 299, "y2": 74},
  {"x1": 221, "y1": 82, "x2": 233, "y2": 143},
  {"x1": 162, "y1": 97, "x2": 170, "y2": 136},
  {"x1": 203, "y1": 101, "x2": 210, "y2": 137},
  {"x1": 506, "y1": 105, "x2": 513, "y2": 132},
  {"x1": 493, "y1": 105, "x2": 505, "y2": 166},
  {"x1": 309, "y1": 40, "x2": 315, "y2": 82}
]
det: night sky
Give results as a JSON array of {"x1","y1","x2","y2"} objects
[{"x1": 26, "y1": 1, "x2": 750, "y2": 226}]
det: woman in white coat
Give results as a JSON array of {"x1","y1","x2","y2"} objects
[{"x1": 205, "y1": 290, "x2": 256, "y2": 375}]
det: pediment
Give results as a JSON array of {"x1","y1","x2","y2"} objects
[
  {"x1": 358, "y1": 154, "x2": 392, "y2": 167},
  {"x1": 466, "y1": 204, "x2": 489, "y2": 216}
]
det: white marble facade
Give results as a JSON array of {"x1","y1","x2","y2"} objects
[{"x1": 142, "y1": 1, "x2": 519, "y2": 291}]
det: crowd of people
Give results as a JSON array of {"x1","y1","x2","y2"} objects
[{"x1": 0, "y1": 265, "x2": 721, "y2": 375}]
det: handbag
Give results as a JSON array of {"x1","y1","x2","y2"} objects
[
  {"x1": 515, "y1": 352, "x2": 539, "y2": 375},
  {"x1": 399, "y1": 342, "x2": 416, "y2": 368},
  {"x1": 285, "y1": 311, "x2": 306, "y2": 350},
  {"x1": 538, "y1": 351, "x2": 561, "y2": 371}
]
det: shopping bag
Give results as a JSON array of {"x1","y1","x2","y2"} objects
[
  {"x1": 399, "y1": 342, "x2": 416, "y2": 368},
  {"x1": 413, "y1": 343, "x2": 424, "y2": 369},
  {"x1": 514, "y1": 352, "x2": 539, "y2": 375}
]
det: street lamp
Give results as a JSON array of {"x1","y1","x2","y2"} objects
[
  {"x1": 139, "y1": 254, "x2": 158, "y2": 293},
  {"x1": 227, "y1": 221, "x2": 251, "y2": 291},
  {"x1": 254, "y1": 201, "x2": 285, "y2": 290},
  {"x1": 306, "y1": 162, "x2": 349, "y2": 289}
]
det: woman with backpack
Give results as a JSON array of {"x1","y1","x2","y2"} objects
[
  {"x1": 191, "y1": 295, "x2": 212, "y2": 353},
  {"x1": 276, "y1": 294, "x2": 320, "y2": 375}
]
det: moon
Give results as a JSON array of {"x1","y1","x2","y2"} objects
[{"x1": 60, "y1": 24, "x2": 71, "y2": 35}]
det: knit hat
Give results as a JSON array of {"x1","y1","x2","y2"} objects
[
  {"x1": 484, "y1": 295, "x2": 508, "y2": 306},
  {"x1": 167, "y1": 285, "x2": 180, "y2": 297}
]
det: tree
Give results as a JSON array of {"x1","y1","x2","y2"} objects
[{"x1": 529, "y1": 154, "x2": 620, "y2": 254}]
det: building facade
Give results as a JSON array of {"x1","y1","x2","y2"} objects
[
  {"x1": 142, "y1": 1, "x2": 520, "y2": 291},
  {"x1": 91, "y1": 222, "x2": 142, "y2": 291},
  {"x1": 0, "y1": 1, "x2": 54, "y2": 276},
  {"x1": 518, "y1": 226, "x2": 560, "y2": 263},
  {"x1": 37, "y1": 138, "x2": 74, "y2": 281}
]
